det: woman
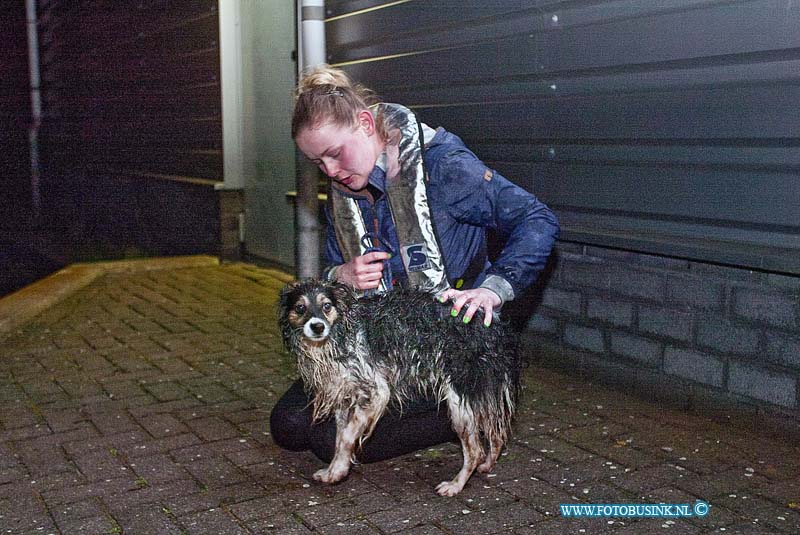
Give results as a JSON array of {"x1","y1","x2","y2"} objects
[{"x1": 270, "y1": 65, "x2": 559, "y2": 463}]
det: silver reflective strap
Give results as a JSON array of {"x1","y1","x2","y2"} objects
[
  {"x1": 330, "y1": 193, "x2": 389, "y2": 295},
  {"x1": 329, "y1": 103, "x2": 449, "y2": 296},
  {"x1": 379, "y1": 104, "x2": 449, "y2": 295}
]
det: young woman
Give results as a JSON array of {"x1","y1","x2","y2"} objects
[{"x1": 270, "y1": 65, "x2": 559, "y2": 463}]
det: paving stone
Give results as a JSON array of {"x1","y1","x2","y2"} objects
[
  {"x1": 711, "y1": 493, "x2": 800, "y2": 533},
  {"x1": 185, "y1": 415, "x2": 243, "y2": 442},
  {"x1": 163, "y1": 482, "x2": 269, "y2": 517},
  {"x1": 675, "y1": 467, "x2": 772, "y2": 499},
  {"x1": 61, "y1": 429, "x2": 149, "y2": 457},
  {"x1": 536, "y1": 400, "x2": 607, "y2": 428},
  {"x1": 295, "y1": 491, "x2": 399, "y2": 530},
  {"x1": 143, "y1": 380, "x2": 194, "y2": 402},
  {"x1": 615, "y1": 463, "x2": 696, "y2": 495},
  {"x1": 495, "y1": 476, "x2": 579, "y2": 516},
  {"x1": 86, "y1": 408, "x2": 142, "y2": 435},
  {"x1": 27, "y1": 470, "x2": 86, "y2": 494},
  {"x1": 360, "y1": 463, "x2": 438, "y2": 504},
  {"x1": 57, "y1": 514, "x2": 121, "y2": 534},
  {"x1": 705, "y1": 521, "x2": 782, "y2": 533},
  {"x1": 643, "y1": 486, "x2": 740, "y2": 531},
  {"x1": 105, "y1": 479, "x2": 201, "y2": 517},
  {"x1": 183, "y1": 455, "x2": 250, "y2": 488},
  {"x1": 514, "y1": 516, "x2": 622, "y2": 533},
  {"x1": 387, "y1": 525, "x2": 447, "y2": 535},
  {"x1": 0, "y1": 491, "x2": 58, "y2": 534},
  {"x1": 43, "y1": 476, "x2": 142, "y2": 506},
  {"x1": 613, "y1": 518, "x2": 704, "y2": 534},
  {"x1": 115, "y1": 505, "x2": 185, "y2": 535},
  {"x1": 0, "y1": 465, "x2": 27, "y2": 485},
  {"x1": 49, "y1": 496, "x2": 106, "y2": 524},
  {"x1": 518, "y1": 434, "x2": 598, "y2": 465},
  {"x1": 577, "y1": 481, "x2": 637, "y2": 504},
  {"x1": 71, "y1": 448, "x2": 131, "y2": 481},
  {"x1": 180, "y1": 507, "x2": 251, "y2": 535},
  {"x1": 456, "y1": 483, "x2": 519, "y2": 511},
  {"x1": 245, "y1": 512, "x2": 313, "y2": 534},
  {"x1": 315, "y1": 518, "x2": 383, "y2": 534},
  {"x1": 227, "y1": 493, "x2": 286, "y2": 523},
  {"x1": 0, "y1": 423, "x2": 54, "y2": 443},
  {"x1": 134, "y1": 412, "x2": 191, "y2": 438},
  {"x1": 438, "y1": 499, "x2": 545, "y2": 534},
  {"x1": 0, "y1": 405, "x2": 42, "y2": 429},
  {"x1": 16, "y1": 446, "x2": 76, "y2": 480},
  {"x1": 366, "y1": 499, "x2": 464, "y2": 533},
  {"x1": 129, "y1": 453, "x2": 191, "y2": 484},
  {"x1": 123, "y1": 432, "x2": 203, "y2": 459}
]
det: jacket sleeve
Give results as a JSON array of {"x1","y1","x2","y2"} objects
[
  {"x1": 322, "y1": 203, "x2": 345, "y2": 280},
  {"x1": 434, "y1": 148, "x2": 559, "y2": 299}
]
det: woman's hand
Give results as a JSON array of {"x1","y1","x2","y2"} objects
[
  {"x1": 437, "y1": 287, "x2": 501, "y2": 327},
  {"x1": 334, "y1": 252, "x2": 391, "y2": 290}
]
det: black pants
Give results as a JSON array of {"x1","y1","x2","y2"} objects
[{"x1": 269, "y1": 379, "x2": 458, "y2": 463}]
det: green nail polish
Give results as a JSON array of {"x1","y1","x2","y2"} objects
[
  {"x1": 484, "y1": 319, "x2": 490, "y2": 327},
  {"x1": 451, "y1": 309, "x2": 458, "y2": 317},
  {"x1": 463, "y1": 316, "x2": 471, "y2": 324}
]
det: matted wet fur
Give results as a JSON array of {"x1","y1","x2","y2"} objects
[{"x1": 278, "y1": 278, "x2": 521, "y2": 496}]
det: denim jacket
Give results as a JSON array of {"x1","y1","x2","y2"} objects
[{"x1": 323, "y1": 127, "x2": 559, "y2": 303}]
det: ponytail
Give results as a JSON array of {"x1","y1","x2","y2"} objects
[{"x1": 291, "y1": 64, "x2": 383, "y2": 139}]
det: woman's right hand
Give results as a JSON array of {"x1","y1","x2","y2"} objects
[{"x1": 334, "y1": 252, "x2": 391, "y2": 290}]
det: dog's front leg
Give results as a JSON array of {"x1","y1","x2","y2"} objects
[{"x1": 313, "y1": 405, "x2": 374, "y2": 484}]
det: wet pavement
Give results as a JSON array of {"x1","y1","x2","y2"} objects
[{"x1": 1, "y1": 258, "x2": 799, "y2": 534}]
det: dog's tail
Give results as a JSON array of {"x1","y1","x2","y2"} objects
[{"x1": 475, "y1": 376, "x2": 517, "y2": 445}]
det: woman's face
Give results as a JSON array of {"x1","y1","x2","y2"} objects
[{"x1": 295, "y1": 111, "x2": 383, "y2": 192}]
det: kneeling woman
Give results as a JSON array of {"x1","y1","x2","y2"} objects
[{"x1": 270, "y1": 65, "x2": 559, "y2": 463}]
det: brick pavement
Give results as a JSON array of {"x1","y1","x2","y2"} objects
[{"x1": 1, "y1": 260, "x2": 799, "y2": 534}]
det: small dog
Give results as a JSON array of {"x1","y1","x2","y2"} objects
[{"x1": 279, "y1": 279, "x2": 521, "y2": 496}]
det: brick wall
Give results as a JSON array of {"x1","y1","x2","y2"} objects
[
  {"x1": 525, "y1": 242, "x2": 800, "y2": 412},
  {"x1": 218, "y1": 189, "x2": 244, "y2": 260}
]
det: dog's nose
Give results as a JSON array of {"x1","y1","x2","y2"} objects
[{"x1": 310, "y1": 321, "x2": 325, "y2": 335}]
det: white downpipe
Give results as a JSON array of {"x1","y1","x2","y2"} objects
[
  {"x1": 296, "y1": 0, "x2": 326, "y2": 278},
  {"x1": 218, "y1": 0, "x2": 245, "y2": 192},
  {"x1": 25, "y1": 0, "x2": 42, "y2": 221},
  {"x1": 300, "y1": 0, "x2": 327, "y2": 69}
]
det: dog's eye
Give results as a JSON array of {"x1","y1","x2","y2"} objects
[
  {"x1": 322, "y1": 302, "x2": 332, "y2": 313},
  {"x1": 293, "y1": 304, "x2": 306, "y2": 315}
]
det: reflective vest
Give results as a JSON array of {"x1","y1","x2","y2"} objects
[{"x1": 329, "y1": 103, "x2": 450, "y2": 295}]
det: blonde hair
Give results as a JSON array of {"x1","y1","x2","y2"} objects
[{"x1": 291, "y1": 64, "x2": 382, "y2": 139}]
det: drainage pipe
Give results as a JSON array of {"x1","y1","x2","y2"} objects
[
  {"x1": 25, "y1": 0, "x2": 42, "y2": 221},
  {"x1": 295, "y1": 0, "x2": 326, "y2": 279}
]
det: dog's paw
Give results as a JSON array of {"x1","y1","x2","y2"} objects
[
  {"x1": 435, "y1": 480, "x2": 465, "y2": 497},
  {"x1": 313, "y1": 467, "x2": 346, "y2": 484},
  {"x1": 477, "y1": 458, "x2": 496, "y2": 473}
]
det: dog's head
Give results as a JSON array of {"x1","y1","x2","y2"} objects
[{"x1": 278, "y1": 279, "x2": 357, "y2": 346}]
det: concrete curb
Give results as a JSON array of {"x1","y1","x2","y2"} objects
[{"x1": 0, "y1": 255, "x2": 220, "y2": 335}]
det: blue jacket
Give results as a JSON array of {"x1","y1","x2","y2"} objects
[{"x1": 324, "y1": 127, "x2": 559, "y2": 301}]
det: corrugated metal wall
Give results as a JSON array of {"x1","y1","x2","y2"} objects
[
  {"x1": 36, "y1": 0, "x2": 223, "y2": 253},
  {"x1": 326, "y1": 0, "x2": 800, "y2": 275},
  {"x1": 1, "y1": 0, "x2": 32, "y2": 228}
]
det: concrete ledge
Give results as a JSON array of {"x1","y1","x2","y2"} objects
[{"x1": 0, "y1": 255, "x2": 220, "y2": 334}]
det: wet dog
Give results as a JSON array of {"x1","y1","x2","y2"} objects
[{"x1": 278, "y1": 279, "x2": 521, "y2": 496}]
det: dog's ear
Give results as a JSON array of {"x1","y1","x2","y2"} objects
[
  {"x1": 331, "y1": 280, "x2": 358, "y2": 310},
  {"x1": 279, "y1": 280, "x2": 301, "y2": 311}
]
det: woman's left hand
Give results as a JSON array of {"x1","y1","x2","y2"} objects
[{"x1": 437, "y1": 287, "x2": 501, "y2": 327}]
